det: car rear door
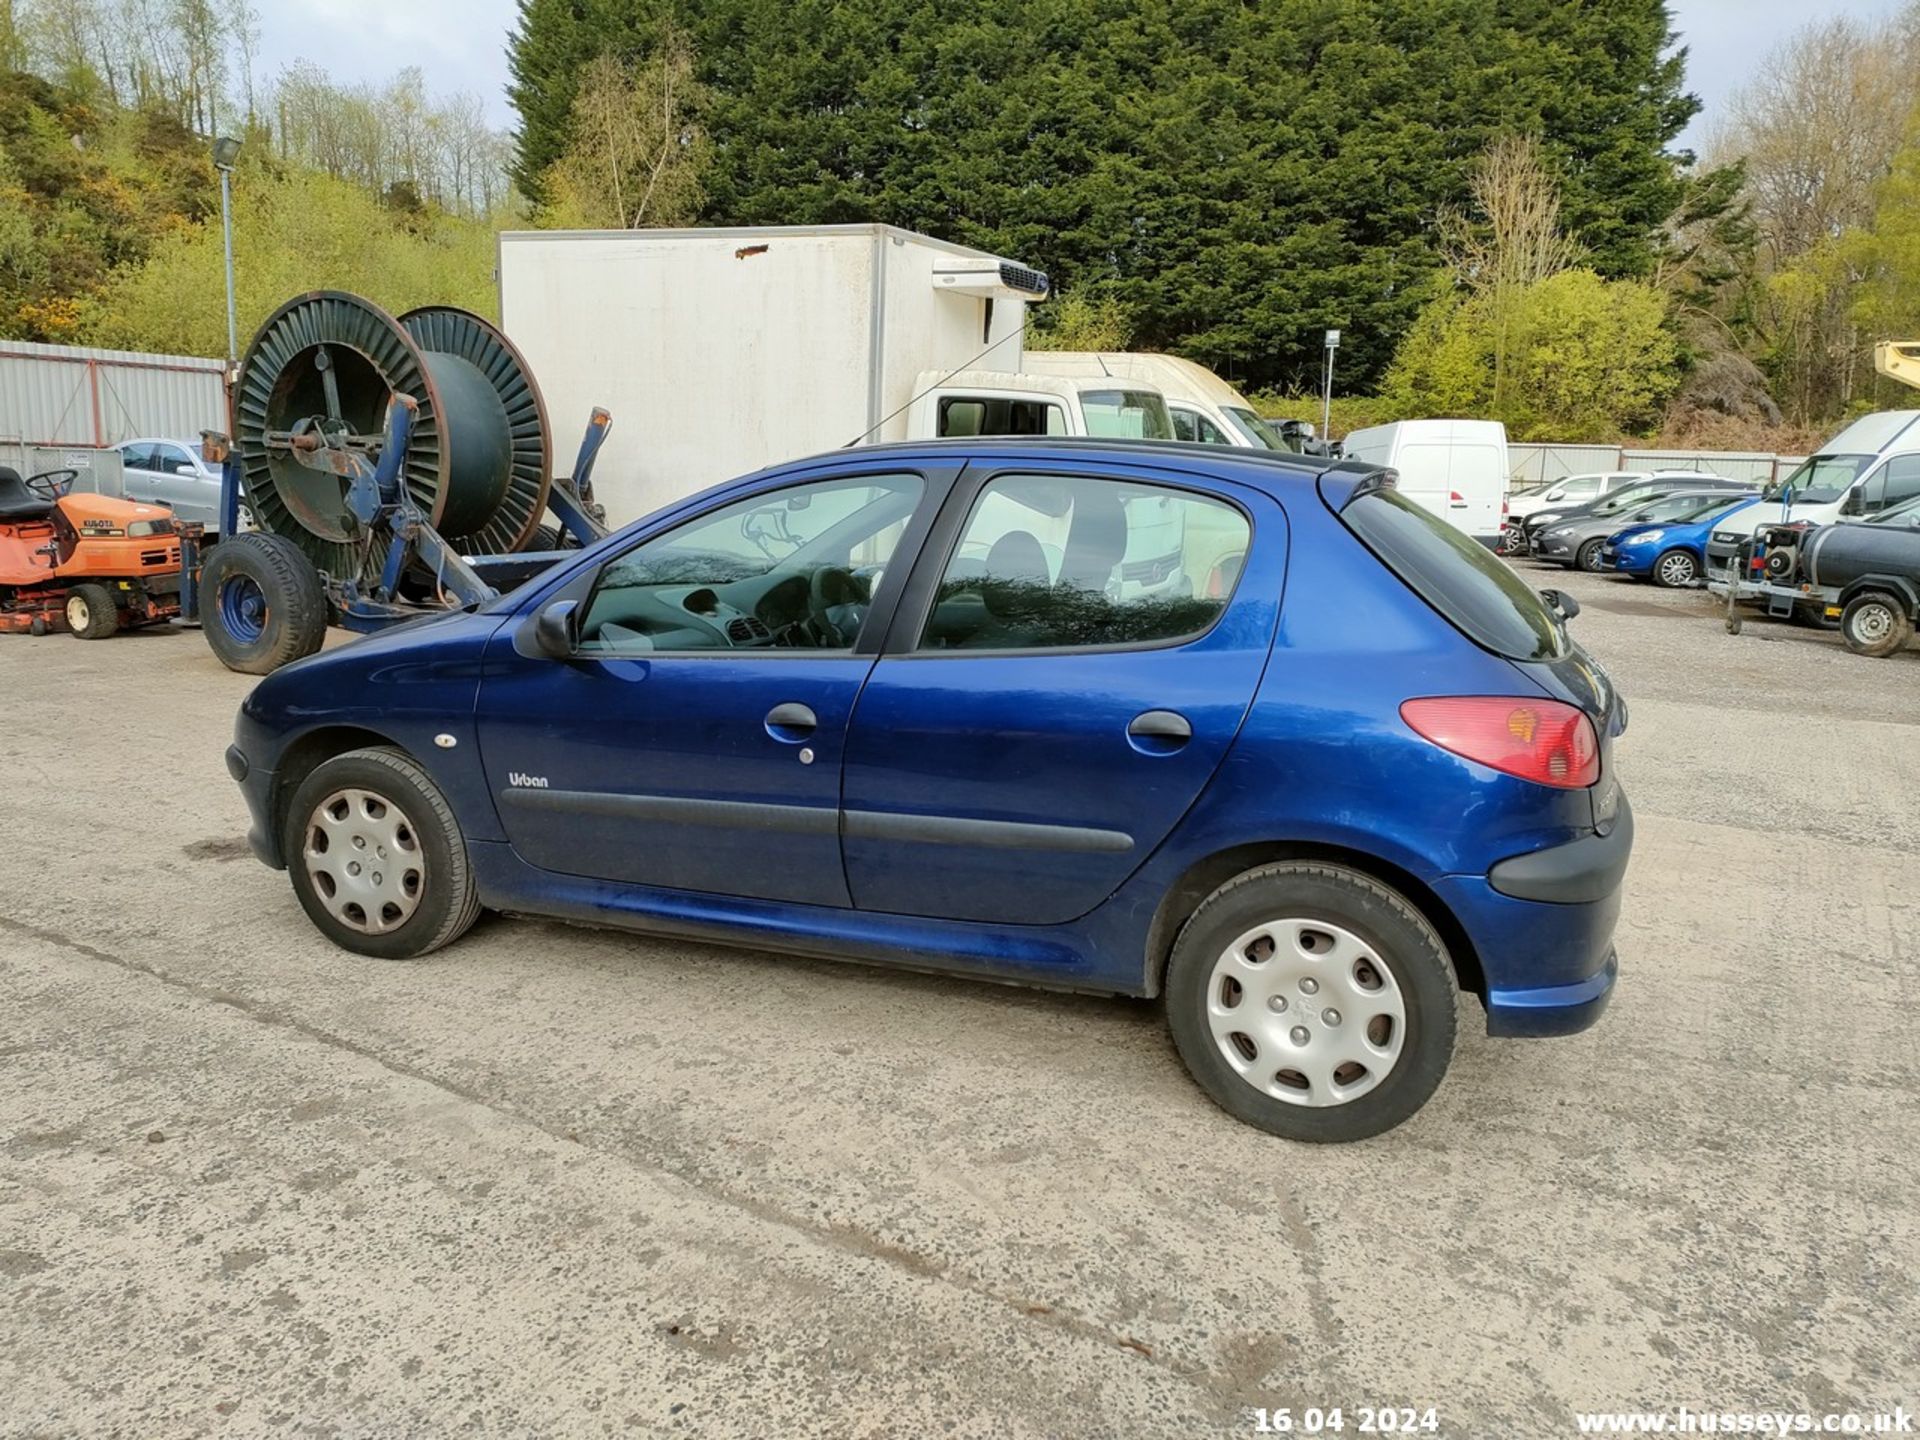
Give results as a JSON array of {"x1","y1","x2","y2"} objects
[{"x1": 839, "y1": 458, "x2": 1282, "y2": 925}]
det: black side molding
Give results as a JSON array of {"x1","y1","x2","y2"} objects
[
  {"x1": 844, "y1": 810, "x2": 1133, "y2": 854},
  {"x1": 500, "y1": 787, "x2": 838, "y2": 837},
  {"x1": 1488, "y1": 797, "x2": 1634, "y2": 905}
]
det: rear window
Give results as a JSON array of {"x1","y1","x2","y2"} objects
[{"x1": 1342, "y1": 489, "x2": 1564, "y2": 661}]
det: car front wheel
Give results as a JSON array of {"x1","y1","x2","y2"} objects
[
  {"x1": 282, "y1": 747, "x2": 482, "y2": 959},
  {"x1": 1652, "y1": 548, "x2": 1699, "y2": 588},
  {"x1": 1576, "y1": 539, "x2": 1608, "y2": 573},
  {"x1": 1164, "y1": 863, "x2": 1458, "y2": 1142}
]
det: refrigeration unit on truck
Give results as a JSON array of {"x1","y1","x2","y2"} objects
[{"x1": 497, "y1": 224, "x2": 1175, "y2": 527}]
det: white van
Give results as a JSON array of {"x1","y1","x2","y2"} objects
[
  {"x1": 1018, "y1": 352, "x2": 1287, "y2": 450},
  {"x1": 1706, "y1": 411, "x2": 1920, "y2": 555},
  {"x1": 906, "y1": 369, "x2": 1177, "y2": 441},
  {"x1": 1339, "y1": 419, "x2": 1510, "y2": 548}
]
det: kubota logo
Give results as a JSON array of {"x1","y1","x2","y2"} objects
[{"x1": 506, "y1": 772, "x2": 549, "y2": 788}]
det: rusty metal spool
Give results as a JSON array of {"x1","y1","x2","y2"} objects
[{"x1": 232, "y1": 291, "x2": 552, "y2": 579}]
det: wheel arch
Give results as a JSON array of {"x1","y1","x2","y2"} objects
[
  {"x1": 1838, "y1": 573, "x2": 1920, "y2": 613},
  {"x1": 1142, "y1": 841, "x2": 1486, "y2": 1003},
  {"x1": 271, "y1": 724, "x2": 410, "y2": 848}
]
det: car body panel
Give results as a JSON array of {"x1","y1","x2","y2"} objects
[
  {"x1": 113, "y1": 438, "x2": 222, "y2": 532},
  {"x1": 1605, "y1": 498, "x2": 1760, "y2": 577},
  {"x1": 228, "y1": 438, "x2": 1627, "y2": 1034}
]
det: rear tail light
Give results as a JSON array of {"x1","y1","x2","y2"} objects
[{"x1": 1400, "y1": 696, "x2": 1599, "y2": 789}]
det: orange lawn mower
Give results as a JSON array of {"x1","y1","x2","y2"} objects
[{"x1": 0, "y1": 465, "x2": 186, "y2": 638}]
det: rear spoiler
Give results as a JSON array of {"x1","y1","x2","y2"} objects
[{"x1": 1316, "y1": 461, "x2": 1398, "y2": 512}]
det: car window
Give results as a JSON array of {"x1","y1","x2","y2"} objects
[
  {"x1": 118, "y1": 443, "x2": 155, "y2": 470},
  {"x1": 1764, "y1": 453, "x2": 1874, "y2": 504},
  {"x1": 918, "y1": 473, "x2": 1249, "y2": 652},
  {"x1": 1081, "y1": 389, "x2": 1175, "y2": 441},
  {"x1": 1223, "y1": 407, "x2": 1287, "y2": 450},
  {"x1": 576, "y1": 473, "x2": 924, "y2": 654},
  {"x1": 1869, "y1": 454, "x2": 1920, "y2": 511},
  {"x1": 152, "y1": 443, "x2": 194, "y2": 473},
  {"x1": 937, "y1": 396, "x2": 1067, "y2": 438},
  {"x1": 1341, "y1": 488, "x2": 1564, "y2": 662},
  {"x1": 1561, "y1": 477, "x2": 1600, "y2": 499}
]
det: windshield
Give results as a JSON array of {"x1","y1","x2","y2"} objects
[
  {"x1": 1591, "y1": 485, "x2": 1668, "y2": 516},
  {"x1": 1341, "y1": 489, "x2": 1563, "y2": 661},
  {"x1": 1689, "y1": 497, "x2": 1753, "y2": 524},
  {"x1": 1082, "y1": 389, "x2": 1175, "y2": 440},
  {"x1": 1763, "y1": 454, "x2": 1874, "y2": 504},
  {"x1": 1222, "y1": 407, "x2": 1288, "y2": 450}
]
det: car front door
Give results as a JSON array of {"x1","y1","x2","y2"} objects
[
  {"x1": 839, "y1": 462, "x2": 1278, "y2": 926},
  {"x1": 472, "y1": 466, "x2": 946, "y2": 906}
]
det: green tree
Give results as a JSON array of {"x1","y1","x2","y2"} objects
[
  {"x1": 1384, "y1": 269, "x2": 1679, "y2": 440},
  {"x1": 506, "y1": 0, "x2": 1704, "y2": 392},
  {"x1": 538, "y1": 34, "x2": 708, "y2": 229},
  {"x1": 1027, "y1": 291, "x2": 1133, "y2": 352}
]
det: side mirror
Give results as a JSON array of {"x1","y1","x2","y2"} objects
[
  {"x1": 1539, "y1": 588, "x2": 1581, "y2": 621},
  {"x1": 532, "y1": 599, "x2": 578, "y2": 659},
  {"x1": 1841, "y1": 489, "x2": 1865, "y2": 516},
  {"x1": 1631, "y1": 509, "x2": 1654, "y2": 521}
]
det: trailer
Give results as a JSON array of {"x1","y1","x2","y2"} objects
[
  {"x1": 192, "y1": 292, "x2": 611, "y2": 674},
  {"x1": 496, "y1": 224, "x2": 1062, "y2": 525}
]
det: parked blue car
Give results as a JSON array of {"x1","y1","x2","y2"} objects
[
  {"x1": 226, "y1": 440, "x2": 1630, "y2": 1142},
  {"x1": 1605, "y1": 496, "x2": 1762, "y2": 587}
]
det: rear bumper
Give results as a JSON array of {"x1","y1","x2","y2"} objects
[{"x1": 1434, "y1": 798, "x2": 1631, "y2": 1039}]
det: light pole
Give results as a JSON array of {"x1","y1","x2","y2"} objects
[
  {"x1": 212, "y1": 136, "x2": 243, "y2": 365},
  {"x1": 1321, "y1": 328, "x2": 1340, "y2": 443}
]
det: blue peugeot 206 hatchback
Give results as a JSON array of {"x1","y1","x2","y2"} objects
[{"x1": 226, "y1": 439, "x2": 1630, "y2": 1142}]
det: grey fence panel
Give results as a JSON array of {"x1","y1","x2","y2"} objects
[
  {"x1": 0, "y1": 339, "x2": 224, "y2": 448},
  {"x1": 1510, "y1": 443, "x2": 1809, "y2": 490},
  {"x1": 1622, "y1": 449, "x2": 1785, "y2": 486},
  {"x1": 1508, "y1": 443, "x2": 1622, "y2": 488}
]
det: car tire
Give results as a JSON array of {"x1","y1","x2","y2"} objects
[
  {"x1": 64, "y1": 583, "x2": 120, "y2": 639},
  {"x1": 1575, "y1": 539, "x2": 1607, "y2": 573},
  {"x1": 282, "y1": 747, "x2": 482, "y2": 960},
  {"x1": 1840, "y1": 591, "x2": 1913, "y2": 658},
  {"x1": 527, "y1": 523, "x2": 571, "y2": 551},
  {"x1": 202, "y1": 534, "x2": 328, "y2": 675},
  {"x1": 1164, "y1": 862, "x2": 1458, "y2": 1142},
  {"x1": 1651, "y1": 549, "x2": 1699, "y2": 588}
]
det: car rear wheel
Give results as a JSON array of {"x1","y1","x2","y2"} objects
[
  {"x1": 1575, "y1": 539, "x2": 1607, "y2": 573},
  {"x1": 1652, "y1": 549, "x2": 1698, "y2": 588},
  {"x1": 282, "y1": 747, "x2": 482, "y2": 960},
  {"x1": 1164, "y1": 863, "x2": 1457, "y2": 1142},
  {"x1": 1841, "y1": 592, "x2": 1913, "y2": 658},
  {"x1": 64, "y1": 583, "x2": 120, "y2": 639}
]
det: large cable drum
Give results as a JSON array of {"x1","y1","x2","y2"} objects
[{"x1": 232, "y1": 291, "x2": 552, "y2": 579}]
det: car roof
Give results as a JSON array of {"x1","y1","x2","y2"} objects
[{"x1": 827, "y1": 435, "x2": 1380, "y2": 501}]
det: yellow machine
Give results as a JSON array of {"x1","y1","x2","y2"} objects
[{"x1": 1871, "y1": 340, "x2": 1920, "y2": 391}]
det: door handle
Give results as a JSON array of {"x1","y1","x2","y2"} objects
[
  {"x1": 764, "y1": 702, "x2": 818, "y2": 742},
  {"x1": 1128, "y1": 710, "x2": 1192, "y2": 753}
]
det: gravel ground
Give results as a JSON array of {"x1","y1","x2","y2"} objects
[{"x1": 1, "y1": 565, "x2": 1915, "y2": 1438}]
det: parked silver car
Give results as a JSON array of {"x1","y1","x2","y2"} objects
[{"x1": 112, "y1": 437, "x2": 222, "y2": 536}]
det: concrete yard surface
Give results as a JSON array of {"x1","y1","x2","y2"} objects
[{"x1": 1, "y1": 568, "x2": 1916, "y2": 1437}]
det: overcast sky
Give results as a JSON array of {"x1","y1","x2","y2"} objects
[{"x1": 250, "y1": 0, "x2": 1910, "y2": 153}]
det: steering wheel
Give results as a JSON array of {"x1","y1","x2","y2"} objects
[
  {"x1": 807, "y1": 566, "x2": 860, "y2": 645},
  {"x1": 26, "y1": 469, "x2": 78, "y2": 500}
]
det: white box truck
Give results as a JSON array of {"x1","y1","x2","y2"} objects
[
  {"x1": 498, "y1": 224, "x2": 1175, "y2": 524},
  {"x1": 1339, "y1": 419, "x2": 1511, "y2": 548}
]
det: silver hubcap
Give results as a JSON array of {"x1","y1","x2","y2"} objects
[
  {"x1": 1659, "y1": 554, "x2": 1692, "y2": 584},
  {"x1": 302, "y1": 788, "x2": 425, "y2": 934},
  {"x1": 1853, "y1": 605, "x2": 1893, "y2": 642},
  {"x1": 1206, "y1": 919, "x2": 1407, "y2": 1107}
]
